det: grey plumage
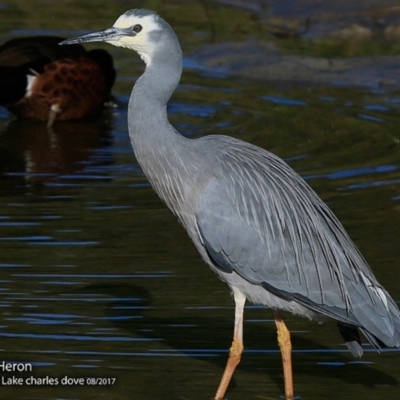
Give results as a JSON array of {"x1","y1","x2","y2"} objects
[
  {"x1": 195, "y1": 137, "x2": 400, "y2": 351},
  {"x1": 61, "y1": 9, "x2": 400, "y2": 399}
]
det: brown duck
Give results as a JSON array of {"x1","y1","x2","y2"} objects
[{"x1": 0, "y1": 36, "x2": 115, "y2": 126}]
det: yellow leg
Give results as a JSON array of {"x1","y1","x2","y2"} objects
[
  {"x1": 214, "y1": 288, "x2": 246, "y2": 400},
  {"x1": 274, "y1": 310, "x2": 294, "y2": 400}
]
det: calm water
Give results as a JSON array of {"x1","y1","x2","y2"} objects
[{"x1": 0, "y1": 2, "x2": 400, "y2": 400}]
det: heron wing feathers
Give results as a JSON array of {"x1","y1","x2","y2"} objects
[{"x1": 195, "y1": 136, "x2": 400, "y2": 345}]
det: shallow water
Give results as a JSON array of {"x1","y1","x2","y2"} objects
[{"x1": 0, "y1": 2, "x2": 400, "y2": 400}]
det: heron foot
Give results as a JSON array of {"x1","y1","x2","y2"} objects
[
  {"x1": 214, "y1": 339, "x2": 244, "y2": 400},
  {"x1": 274, "y1": 311, "x2": 294, "y2": 400}
]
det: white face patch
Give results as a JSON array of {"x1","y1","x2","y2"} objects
[
  {"x1": 113, "y1": 12, "x2": 161, "y2": 31},
  {"x1": 109, "y1": 12, "x2": 162, "y2": 65}
]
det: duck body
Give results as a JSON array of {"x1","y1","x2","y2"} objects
[{"x1": 0, "y1": 36, "x2": 115, "y2": 125}]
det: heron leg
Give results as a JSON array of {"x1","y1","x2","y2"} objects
[
  {"x1": 273, "y1": 310, "x2": 294, "y2": 400},
  {"x1": 214, "y1": 287, "x2": 246, "y2": 400}
]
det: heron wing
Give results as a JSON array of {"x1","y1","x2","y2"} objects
[{"x1": 194, "y1": 136, "x2": 400, "y2": 347}]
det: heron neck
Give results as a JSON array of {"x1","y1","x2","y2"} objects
[
  {"x1": 127, "y1": 50, "x2": 193, "y2": 212},
  {"x1": 129, "y1": 50, "x2": 184, "y2": 153}
]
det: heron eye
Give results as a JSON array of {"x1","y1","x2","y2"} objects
[{"x1": 132, "y1": 24, "x2": 142, "y2": 33}]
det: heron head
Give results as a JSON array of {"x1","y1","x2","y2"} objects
[{"x1": 60, "y1": 9, "x2": 165, "y2": 65}]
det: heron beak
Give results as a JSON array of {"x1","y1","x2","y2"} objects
[{"x1": 59, "y1": 27, "x2": 124, "y2": 45}]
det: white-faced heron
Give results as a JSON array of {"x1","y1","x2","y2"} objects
[{"x1": 61, "y1": 9, "x2": 400, "y2": 400}]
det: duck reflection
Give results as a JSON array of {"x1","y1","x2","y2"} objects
[{"x1": 0, "y1": 115, "x2": 114, "y2": 192}]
